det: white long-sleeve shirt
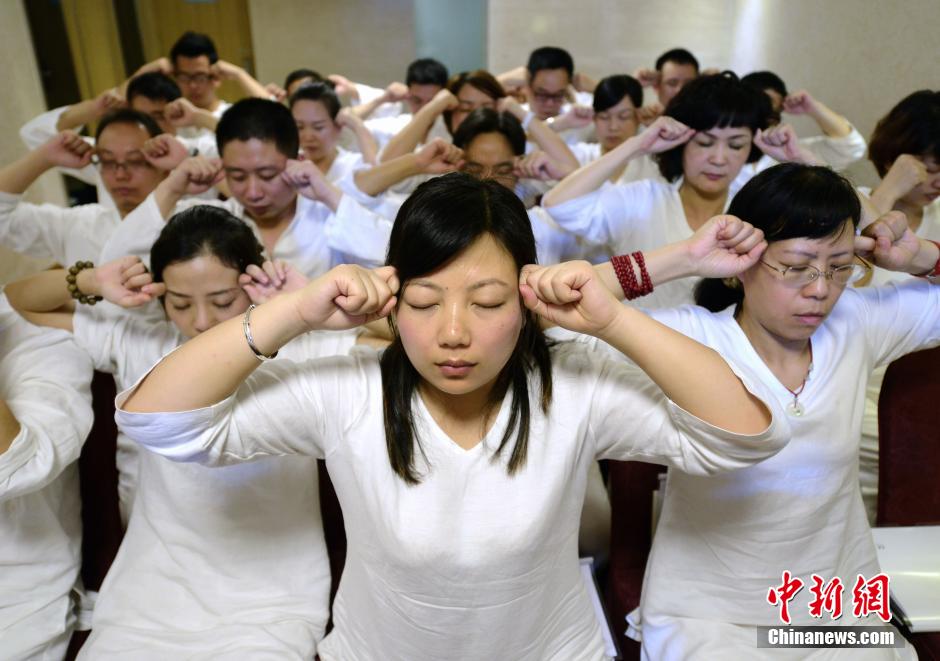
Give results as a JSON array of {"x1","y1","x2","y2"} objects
[
  {"x1": 570, "y1": 143, "x2": 665, "y2": 185},
  {"x1": 115, "y1": 340, "x2": 789, "y2": 661},
  {"x1": 566, "y1": 284, "x2": 935, "y2": 660},
  {"x1": 74, "y1": 307, "x2": 359, "y2": 659},
  {"x1": 545, "y1": 178, "x2": 720, "y2": 308},
  {"x1": 100, "y1": 189, "x2": 392, "y2": 276},
  {"x1": 0, "y1": 190, "x2": 119, "y2": 265},
  {"x1": 0, "y1": 294, "x2": 94, "y2": 661}
]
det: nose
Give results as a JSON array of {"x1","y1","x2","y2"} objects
[
  {"x1": 803, "y1": 273, "x2": 831, "y2": 299},
  {"x1": 192, "y1": 304, "x2": 215, "y2": 334},
  {"x1": 709, "y1": 143, "x2": 729, "y2": 165},
  {"x1": 244, "y1": 176, "x2": 264, "y2": 201},
  {"x1": 438, "y1": 302, "x2": 470, "y2": 348}
]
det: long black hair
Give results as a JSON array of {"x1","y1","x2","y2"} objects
[
  {"x1": 381, "y1": 172, "x2": 553, "y2": 484},
  {"x1": 694, "y1": 163, "x2": 862, "y2": 312}
]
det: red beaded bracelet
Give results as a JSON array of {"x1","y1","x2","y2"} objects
[
  {"x1": 920, "y1": 240, "x2": 940, "y2": 279},
  {"x1": 610, "y1": 252, "x2": 654, "y2": 300}
]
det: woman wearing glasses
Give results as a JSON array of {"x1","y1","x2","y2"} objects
[
  {"x1": 543, "y1": 73, "x2": 822, "y2": 311},
  {"x1": 558, "y1": 164, "x2": 930, "y2": 659}
]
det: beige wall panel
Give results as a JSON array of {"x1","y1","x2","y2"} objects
[{"x1": 248, "y1": 0, "x2": 415, "y2": 89}]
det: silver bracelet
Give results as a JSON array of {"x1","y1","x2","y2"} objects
[{"x1": 242, "y1": 304, "x2": 278, "y2": 361}]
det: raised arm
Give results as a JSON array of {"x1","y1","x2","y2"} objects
[
  {"x1": 542, "y1": 116, "x2": 694, "y2": 207},
  {"x1": 353, "y1": 138, "x2": 463, "y2": 197},
  {"x1": 380, "y1": 88, "x2": 457, "y2": 163},
  {"x1": 213, "y1": 59, "x2": 272, "y2": 99},
  {"x1": 122, "y1": 264, "x2": 398, "y2": 413},
  {"x1": 0, "y1": 132, "x2": 92, "y2": 195},
  {"x1": 520, "y1": 261, "x2": 771, "y2": 434},
  {"x1": 55, "y1": 88, "x2": 125, "y2": 132},
  {"x1": 782, "y1": 90, "x2": 852, "y2": 138},
  {"x1": 336, "y1": 108, "x2": 379, "y2": 165},
  {"x1": 868, "y1": 155, "x2": 928, "y2": 215},
  {"x1": 498, "y1": 97, "x2": 579, "y2": 171},
  {"x1": 350, "y1": 82, "x2": 408, "y2": 120}
]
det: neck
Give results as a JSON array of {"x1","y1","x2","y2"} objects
[
  {"x1": 737, "y1": 305, "x2": 813, "y2": 387},
  {"x1": 314, "y1": 148, "x2": 338, "y2": 175},
  {"x1": 893, "y1": 198, "x2": 925, "y2": 233},
  {"x1": 418, "y1": 379, "x2": 500, "y2": 446},
  {"x1": 678, "y1": 181, "x2": 728, "y2": 231}
]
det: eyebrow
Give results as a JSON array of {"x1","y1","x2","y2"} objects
[
  {"x1": 700, "y1": 130, "x2": 750, "y2": 140},
  {"x1": 408, "y1": 278, "x2": 511, "y2": 292},
  {"x1": 166, "y1": 287, "x2": 240, "y2": 298},
  {"x1": 780, "y1": 249, "x2": 852, "y2": 259}
]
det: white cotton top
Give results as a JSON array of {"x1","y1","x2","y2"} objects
[
  {"x1": 0, "y1": 294, "x2": 93, "y2": 661},
  {"x1": 100, "y1": 189, "x2": 392, "y2": 276},
  {"x1": 115, "y1": 340, "x2": 790, "y2": 661},
  {"x1": 368, "y1": 113, "x2": 451, "y2": 152},
  {"x1": 521, "y1": 101, "x2": 596, "y2": 145},
  {"x1": 858, "y1": 197, "x2": 940, "y2": 521},
  {"x1": 731, "y1": 126, "x2": 868, "y2": 196},
  {"x1": 545, "y1": 178, "x2": 722, "y2": 309},
  {"x1": 579, "y1": 285, "x2": 937, "y2": 660},
  {"x1": 569, "y1": 143, "x2": 665, "y2": 185},
  {"x1": 176, "y1": 100, "x2": 232, "y2": 141},
  {"x1": 0, "y1": 190, "x2": 119, "y2": 265},
  {"x1": 73, "y1": 307, "x2": 359, "y2": 659},
  {"x1": 528, "y1": 206, "x2": 609, "y2": 266}
]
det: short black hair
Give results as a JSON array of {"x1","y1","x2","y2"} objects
[
  {"x1": 741, "y1": 71, "x2": 789, "y2": 99},
  {"x1": 288, "y1": 82, "x2": 340, "y2": 120},
  {"x1": 284, "y1": 68, "x2": 326, "y2": 91},
  {"x1": 593, "y1": 75, "x2": 643, "y2": 113},
  {"x1": 151, "y1": 205, "x2": 264, "y2": 286},
  {"x1": 126, "y1": 72, "x2": 182, "y2": 104},
  {"x1": 405, "y1": 58, "x2": 448, "y2": 87},
  {"x1": 656, "y1": 72, "x2": 771, "y2": 182},
  {"x1": 452, "y1": 108, "x2": 527, "y2": 156},
  {"x1": 695, "y1": 163, "x2": 861, "y2": 312},
  {"x1": 868, "y1": 90, "x2": 940, "y2": 177},
  {"x1": 526, "y1": 46, "x2": 574, "y2": 79},
  {"x1": 169, "y1": 31, "x2": 218, "y2": 65},
  {"x1": 95, "y1": 108, "x2": 163, "y2": 142},
  {"x1": 216, "y1": 98, "x2": 299, "y2": 158},
  {"x1": 655, "y1": 48, "x2": 699, "y2": 73}
]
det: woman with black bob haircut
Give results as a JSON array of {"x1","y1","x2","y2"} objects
[
  {"x1": 288, "y1": 81, "x2": 378, "y2": 172},
  {"x1": 116, "y1": 171, "x2": 790, "y2": 660},
  {"x1": 580, "y1": 163, "x2": 935, "y2": 659},
  {"x1": 543, "y1": 72, "x2": 819, "y2": 310},
  {"x1": 7, "y1": 204, "x2": 371, "y2": 658},
  {"x1": 568, "y1": 74, "x2": 661, "y2": 184}
]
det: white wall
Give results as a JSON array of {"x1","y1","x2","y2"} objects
[{"x1": 0, "y1": 0, "x2": 65, "y2": 283}]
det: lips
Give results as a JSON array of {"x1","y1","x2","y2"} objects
[
  {"x1": 436, "y1": 359, "x2": 476, "y2": 377},
  {"x1": 794, "y1": 312, "x2": 826, "y2": 325},
  {"x1": 702, "y1": 172, "x2": 726, "y2": 181}
]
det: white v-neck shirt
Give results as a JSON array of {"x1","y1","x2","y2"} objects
[
  {"x1": 0, "y1": 294, "x2": 93, "y2": 660},
  {"x1": 73, "y1": 308, "x2": 359, "y2": 659},
  {"x1": 116, "y1": 340, "x2": 789, "y2": 660},
  {"x1": 564, "y1": 281, "x2": 937, "y2": 660}
]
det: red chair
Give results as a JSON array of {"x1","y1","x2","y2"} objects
[
  {"x1": 604, "y1": 461, "x2": 667, "y2": 660},
  {"x1": 877, "y1": 345, "x2": 940, "y2": 659}
]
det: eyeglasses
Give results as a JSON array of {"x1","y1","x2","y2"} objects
[
  {"x1": 92, "y1": 155, "x2": 153, "y2": 174},
  {"x1": 532, "y1": 90, "x2": 566, "y2": 104},
  {"x1": 175, "y1": 72, "x2": 215, "y2": 85},
  {"x1": 760, "y1": 257, "x2": 872, "y2": 287}
]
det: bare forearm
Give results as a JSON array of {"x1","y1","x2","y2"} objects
[
  {"x1": 527, "y1": 119, "x2": 579, "y2": 170},
  {"x1": 595, "y1": 242, "x2": 694, "y2": 300},
  {"x1": 55, "y1": 100, "x2": 99, "y2": 131},
  {"x1": 348, "y1": 121, "x2": 379, "y2": 165},
  {"x1": 543, "y1": 137, "x2": 643, "y2": 207},
  {"x1": 354, "y1": 154, "x2": 420, "y2": 196},
  {"x1": 0, "y1": 150, "x2": 52, "y2": 194},
  {"x1": 0, "y1": 400, "x2": 20, "y2": 455},
  {"x1": 598, "y1": 308, "x2": 772, "y2": 434},
  {"x1": 4, "y1": 268, "x2": 88, "y2": 313},
  {"x1": 230, "y1": 67, "x2": 270, "y2": 99},
  {"x1": 807, "y1": 101, "x2": 852, "y2": 138},
  {"x1": 123, "y1": 291, "x2": 308, "y2": 413},
  {"x1": 380, "y1": 103, "x2": 444, "y2": 162}
]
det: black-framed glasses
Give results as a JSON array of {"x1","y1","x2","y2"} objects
[
  {"x1": 760, "y1": 256, "x2": 872, "y2": 287},
  {"x1": 91, "y1": 154, "x2": 153, "y2": 174},
  {"x1": 532, "y1": 90, "x2": 566, "y2": 104},
  {"x1": 175, "y1": 72, "x2": 214, "y2": 85}
]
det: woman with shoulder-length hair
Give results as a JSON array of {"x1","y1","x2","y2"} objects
[{"x1": 116, "y1": 172, "x2": 790, "y2": 660}]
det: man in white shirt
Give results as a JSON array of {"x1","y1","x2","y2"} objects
[
  {"x1": 0, "y1": 109, "x2": 167, "y2": 265},
  {"x1": 103, "y1": 98, "x2": 393, "y2": 275},
  {"x1": 634, "y1": 47, "x2": 701, "y2": 123}
]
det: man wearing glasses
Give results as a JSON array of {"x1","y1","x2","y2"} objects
[{"x1": 0, "y1": 110, "x2": 166, "y2": 267}]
